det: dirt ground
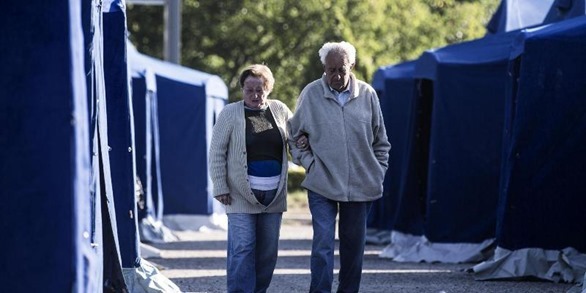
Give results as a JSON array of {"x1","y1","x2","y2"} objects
[{"x1": 147, "y1": 210, "x2": 577, "y2": 293}]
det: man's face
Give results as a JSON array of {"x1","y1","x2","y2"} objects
[{"x1": 324, "y1": 51, "x2": 354, "y2": 92}]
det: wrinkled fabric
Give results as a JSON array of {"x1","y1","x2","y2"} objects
[
  {"x1": 473, "y1": 247, "x2": 586, "y2": 284},
  {"x1": 380, "y1": 230, "x2": 495, "y2": 263},
  {"x1": 124, "y1": 259, "x2": 181, "y2": 293}
]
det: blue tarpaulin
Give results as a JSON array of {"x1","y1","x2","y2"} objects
[
  {"x1": 413, "y1": 31, "x2": 519, "y2": 246},
  {"x1": 373, "y1": 0, "x2": 585, "y2": 269},
  {"x1": 379, "y1": 31, "x2": 521, "y2": 263},
  {"x1": 129, "y1": 46, "x2": 228, "y2": 231},
  {"x1": 131, "y1": 70, "x2": 164, "y2": 223},
  {"x1": 0, "y1": 1, "x2": 103, "y2": 291},
  {"x1": 544, "y1": 0, "x2": 586, "y2": 23},
  {"x1": 487, "y1": 0, "x2": 555, "y2": 33},
  {"x1": 501, "y1": 15, "x2": 586, "y2": 254},
  {"x1": 103, "y1": 1, "x2": 141, "y2": 270},
  {"x1": 473, "y1": 17, "x2": 586, "y2": 283},
  {"x1": 487, "y1": 0, "x2": 586, "y2": 34},
  {"x1": 0, "y1": 1, "x2": 182, "y2": 291},
  {"x1": 369, "y1": 61, "x2": 424, "y2": 237}
]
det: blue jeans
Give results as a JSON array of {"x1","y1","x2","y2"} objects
[
  {"x1": 308, "y1": 190, "x2": 372, "y2": 293},
  {"x1": 227, "y1": 189, "x2": 282, "y2": 293}
]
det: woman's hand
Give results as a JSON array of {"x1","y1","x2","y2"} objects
[
  {"x1": 296, "y1": 135, "x2": 309, "y2": 150},
  {"x1": 214, "y1": 194, "x2": 232, "y2": 205}
]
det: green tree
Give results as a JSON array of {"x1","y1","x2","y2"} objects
[{"x1": 127, "y1": 0, "x2": 499, "y2": 110}]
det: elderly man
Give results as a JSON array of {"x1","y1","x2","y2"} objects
[{"x1": 289, "y1": 41, "x2": 391, "y2": 292}]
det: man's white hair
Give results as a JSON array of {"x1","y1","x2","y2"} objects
[{"x1": 318, "y1": 41, "x2": 356, "y2": 65}]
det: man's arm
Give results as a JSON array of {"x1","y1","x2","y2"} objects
[
  {"x1": 371, "y1": 93, "x2": 391, "y2": 170},
  {"x1": 288, "y1": 91, "x2": 315, "y2": 170}
]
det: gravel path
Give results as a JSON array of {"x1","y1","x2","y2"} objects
[{"x1": 146, "y1": 211, "x2": 576, "y2": 293}]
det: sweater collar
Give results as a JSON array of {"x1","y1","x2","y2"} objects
[{"x1": 240, "y1": 99, "x2": 271, "y2": 111}]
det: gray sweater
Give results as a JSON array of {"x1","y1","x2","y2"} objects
[
  {"x1": 209, "y1": 100, "x2": 292, "y2": 213},
  {"x1": 288, "y1": 73, "x2": 391, "y2": 202}
]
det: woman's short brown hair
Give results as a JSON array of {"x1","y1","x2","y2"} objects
[{"x1": 239, "y1": 64, "x2": 275, "y2": 93}]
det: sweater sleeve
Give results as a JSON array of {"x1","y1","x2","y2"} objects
[
  {"x1": 288, "y1": 87, "x2": 315, "y2": 170},
  {"x1": 371, "y1": 91, "x2": 391, "y2": 170},
  {"x1": 208, "y1": 106, "x2": 233, "y2": 196}
]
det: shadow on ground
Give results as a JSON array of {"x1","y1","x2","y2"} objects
[{"x1": 145, "y1": 221, "x2": 575, "y2": 293}]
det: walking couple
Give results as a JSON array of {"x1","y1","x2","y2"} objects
[{"x1": 209, "y1": 41, "x2": 391, "y2": 293}]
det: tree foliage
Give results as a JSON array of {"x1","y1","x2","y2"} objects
[{"x1": 127, "y1": 0, "x2": 499, "y2": 110}]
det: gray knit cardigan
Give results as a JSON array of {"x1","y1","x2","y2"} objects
[
  {"x1": 288, "y1": 73, "x2": 391, "y2": 202},
  {"x1": 209, "y1": 99, "x2": 292, "y2": 214}
]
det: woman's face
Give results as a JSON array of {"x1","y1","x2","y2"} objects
[{"x1": 242, "y1": 76, "x2": 268, "y2": 109}]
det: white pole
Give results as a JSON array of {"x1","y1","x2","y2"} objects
[{"x1": 164, "y1": 0, "x2": 181, "y2": 64}]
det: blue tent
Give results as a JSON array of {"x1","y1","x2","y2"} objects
[
  {"x1": 415, "y1": 31, "x2": 519, "y2": 242},
  {"x1": 129, "y1": 45, "x2": 228, "y2": 231},
  {"x1": 104, "y1": 0, "x2": 141, "y2": 272},
  {"x1": 386, "y1": 62, "x2": 428, "y2": 240},
  {"x1": 544, "y1": 0, "x2": 586, "y2": 23},
  {"x1": 130, "y1": 54, "x2": 171, "y2": 242},
  {"x1": 487, "y1": 0, "x2": 556, "y2": 34},
  {"x1": 487, "y1": 0, "x2": 586, "y2": 34},
  {"x1": 0, "y1": 1, "x2": 114, "y2": 291},
  {"x1": 474, "y1": 16, "x2": 586, "y2": 284},
  {"x1": 0, "y1": 1, "x2": 182, "y2": 291},
  {"x1": 380, "y1": 31, "x2": 521, "y2": 263},
  {"x1": 368, "y1": 61, "x2": 425, "y2": 246}
]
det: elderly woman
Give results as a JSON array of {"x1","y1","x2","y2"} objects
[{"x1": 209, "y1": 64, "x2": 293, "y2": 292}]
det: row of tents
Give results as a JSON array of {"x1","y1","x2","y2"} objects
[
  {"x1": 1, "y1": 0, "x2": 227, "y2": 291},
  {"x1": 367, "y1": 0, "x2": 586, "y2": 289},
  {"x1": 2, "y1": 0, "x2": 586, "y2": 291}
]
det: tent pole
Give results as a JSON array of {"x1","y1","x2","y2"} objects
[{"x1": 164, "y1": 0, "x2": 181, "y2": 64}]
